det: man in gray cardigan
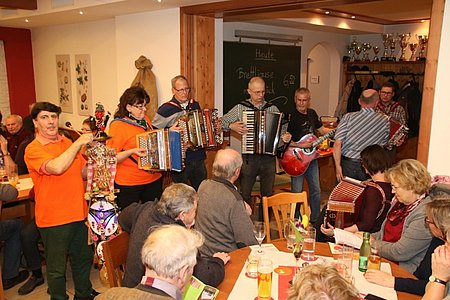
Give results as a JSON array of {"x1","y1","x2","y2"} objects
[{"x1": 195, "y1": 148, "x2": 257, "y2": 256}]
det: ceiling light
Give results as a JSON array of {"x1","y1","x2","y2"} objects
[
  {"x1": 79, "y1": 11, "x2": 84, "y2": 15},
  {"x1": 25, "y1": 19, "x2": 29, "y2": 22},
  {"x1": 351, "y1": 15, "x2": 356, "y2": 19},
  {"x1": 157, "y1": 0, "x2": 162, "y2": 2},
  {"x1": 325, "y1": 11, "x2": 330, "y2": 15}
]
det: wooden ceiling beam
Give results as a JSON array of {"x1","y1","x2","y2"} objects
[
  {"x1": 0, "y1": 0, "x2": 37, "y2": 10},
  {"x1": 181, "y1": 0, "x2": 383, "y2": 16}
]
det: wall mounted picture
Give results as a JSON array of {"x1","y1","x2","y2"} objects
[
  {"x1": 56, "y1": 54, "x2": 73, "y2": 113},
  {"x1": 75, "y1": 54, "x2": 92, "y2": 116}
]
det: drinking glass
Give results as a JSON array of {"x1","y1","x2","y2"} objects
[
  {"x1": 8, "y1": 172, "x2": 19, "y2": 188},
  {"x1": 301, "y1": 227, "x2": 316, "y2": 261},
  {"x1": 336, "y1": 244, "x2": 354, "y2": 283},
  {"x1": 253, "y1": 221, "x2": 266, "y2": 254},
  {"x1": 246, "y1": 254, "x2": 260, "y2": 278},
  {"x1": 284, "y1": 218, "x2": 297, "y2": 250},
  {"x1": 368, "y1": 246, "x2": 381, "y2": 270},
  {"x1": 257, "y1": 258, "x2": 273, "y2": 300}
]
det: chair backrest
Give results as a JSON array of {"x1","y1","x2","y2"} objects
[
  {"x1": 262, "y1": 192, "x2": 310, "y2": 242},
  {"x1": 102, "y1": 231, "x2": 130, "y2": 287}
]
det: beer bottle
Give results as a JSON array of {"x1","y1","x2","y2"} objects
[{"x1": 358, "y1": 232, "x2": 371, "y2": 272}]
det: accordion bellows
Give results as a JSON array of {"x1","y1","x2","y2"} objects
[
  {"x1": 178, "y1": 109, "x2": 223, "y2": 150},
  {"x1": 327, "y1": 177, "x2": 366, "y2": 213},
  {"x1": 136, "y1": 129, "x2": 185, "y2": 172}
]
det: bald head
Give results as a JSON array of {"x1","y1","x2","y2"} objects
[
  {"x1": 359, "y1": 89, "x2": 379, "y2": 107},
  {"x1": 212, "y1": 148, "x2": 243, "y2": 180}
]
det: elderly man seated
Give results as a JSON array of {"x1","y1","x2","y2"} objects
[
  {"x1": 119, "y1": 183, "x2": 228, "y2": 288},
  {"x1": 195, "y1": 148, "x2": 257, "y2": 257},
  {"x1": 97, "y1": 225, "x2": 203, "y2": 299}
]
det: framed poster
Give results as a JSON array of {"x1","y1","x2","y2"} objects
[
  {"x1": 56, "y1": 54, "x2": 73, "y2": 113},
  {"x1": 75, "y1": 54, "x2": 92, "y2": 116}
]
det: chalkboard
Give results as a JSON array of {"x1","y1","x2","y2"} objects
[{"x1": 223, "y1": 41, "x2": 301, "y2": 116}]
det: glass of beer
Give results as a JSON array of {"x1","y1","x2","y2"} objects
[
  {"x1": 301, "y1": 227, "x2": 316, "y2": 261},
  {"x1": 257, "y1": 258, "x2": 273, "y2": 300},
  {"x1": 368, "y1": 247, "x2": 381, "y2": 270}
]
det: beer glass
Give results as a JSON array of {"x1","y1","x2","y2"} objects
[
  {"x1": 257, "y1": 259, "x2": 273, "y2": 300},
  {"x1": 301, "y1": 227, "x2": 316, "y2": 261},
  {"x1": 336, "y1": 244, "x2": 354, "y2": 283},
  {"x1": 368, "y1": 247, "x2": 381, "y2": 270}
]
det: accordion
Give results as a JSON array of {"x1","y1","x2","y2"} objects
[
  {"x1": 178, "y1": 109, "x2": 223, "y2": 150},
  {"x1": 325, "y1": 177, "x2": 366, "y2": 228},
  {"x1": 136, "y1": 129, "x2": 185, "y2": 172},
  {"x1": 242, "y1": 110, "x2": 283, "y2": 155},
  {"x1": 386, "y1": 117, "x2": 409, "y2": 150}
]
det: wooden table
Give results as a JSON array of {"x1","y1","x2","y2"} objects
[
  {"x1": 217, "y1": 240, "x2": 420, "y2": 300},
  {"x1": 0, "y1": 174, "x2": 34, "y2": 223}
]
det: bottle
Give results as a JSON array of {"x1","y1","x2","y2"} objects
[{"x1": 358, "y1": 232, "x2": 371, "y2": 272}]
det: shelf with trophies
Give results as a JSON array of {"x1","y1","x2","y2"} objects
[{"x1": 339, "y1": 33, "x2": 426, "y2": 161}]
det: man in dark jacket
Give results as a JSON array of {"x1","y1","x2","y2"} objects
[{"x1": 119, "y1": 183, "x2": 229, "y2": 288}]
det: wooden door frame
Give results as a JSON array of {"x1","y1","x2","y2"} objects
[{"x1": 180, "y1": 0, "x2": 444, "y2": 166}]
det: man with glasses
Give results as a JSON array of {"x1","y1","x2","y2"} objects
[
  {"x1": 376, "y1": 82, "x2": 408, "y2": 159},
  {"x1": 221, "y1": 76, "x2": 291, "y2": 216},
  {"x1": 152, "y1": 75, "x2": 206, "y2": 190}
]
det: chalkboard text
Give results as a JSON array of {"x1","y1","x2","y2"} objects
[
  {"x1": 255, "y1": 48, "x2": 276, "y2": 61},
  {"x1": 236, "y1": 66, "x2": 274, "y2": 80}
]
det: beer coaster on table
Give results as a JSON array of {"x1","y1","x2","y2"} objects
[{"x1": 274, "y1": 266, "x2": 293, "y2": 276}]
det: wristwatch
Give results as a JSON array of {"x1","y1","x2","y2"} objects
[{"x1": 429, "y1": 275, "x2": 447, "y2": 285}]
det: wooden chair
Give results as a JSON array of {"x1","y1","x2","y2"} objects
[
  {"x1": 102, "y1": 231, "x2": 130, "y2": 287},
  {"x1": 262, "y1": 192, "x2": 310, "y2": 242}
]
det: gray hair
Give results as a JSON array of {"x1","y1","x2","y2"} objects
[
  {"x1": 359, "y1": 89, "x2": 379, "y2": 105},
  {"x1": 141, "y1": 224, "x2": 203, "y2": 278},
  {"x1": 171, "y1": 75, "x2": 188, "y2": 88},
  {"x1": 6, "y1": 114, "x2": 23, "y2": 124},
  {"x1": 156, "y1": 183, "x2": 197, "y2": 219},
  {"x1": 212, "y1": 148, "x2": 243, "y2": 179}
]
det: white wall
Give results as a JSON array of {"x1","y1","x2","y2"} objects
[
  {"x1": 427, "y1": 0, "x2": 450, "y2": 175},
  {"x1": 31, "y1": 8, "x2": 181, "y2": 131},
  {"x1": 32, "y1": 19, "x2": 117, "y2": 129}
]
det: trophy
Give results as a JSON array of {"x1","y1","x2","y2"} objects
[
  {"x1": 389, "y1": 36, "x2": 398, "y2": 61},
  {"x1": 354, "y1": 45, "x2": 362, "y2": 61},
  {"x1": 372, "y1": 46, "x2": 380, "y2": 61},
  {"x1": 397, "y1": 33, "x2": 411, "y2": 61},
  {"x1": 350, "y1": 37, "x2": 359, "y2": 62},
  {"x1": 381, "y1": 33, "x2": 393, "y2": 61},
  {"x1": 416, "y1": 34, "x2": 428, "y2": 61},
  {"x1": 362, "y1": 43, "x2": 371, "y2": 61},
  {"x1": 409, "y1": 43, "x2": 418, "y2": 61}
]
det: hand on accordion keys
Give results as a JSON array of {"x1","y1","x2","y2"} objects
[
  {"x1": 169, "y1": 121, "x2": 183, "y2": 133},
  {"x1": 230, "y1": 121, "x2": 248, "y2": 135}
]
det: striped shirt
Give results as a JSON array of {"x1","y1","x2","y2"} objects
[{"x1": 334, "y1": 108, "x2": 390, "y2": 159}]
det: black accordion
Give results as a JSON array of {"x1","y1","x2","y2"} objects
[
  {"x1": 136, "y1": 129, "x2": 185, "y2": 172},
  {"x1": 242, "y1": 110, "x2": 283, "y2": 155},
  {"x1": 178, "y1": 109, "x2": 223, "y2": 150}
]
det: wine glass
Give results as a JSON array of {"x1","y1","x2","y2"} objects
[{"x1": 253, "y1": 221, "x2": 266, "y2": 254}]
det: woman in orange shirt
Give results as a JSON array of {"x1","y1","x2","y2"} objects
[{"x1": 107, "y1": 86, "x2": 162, "y2": 209}]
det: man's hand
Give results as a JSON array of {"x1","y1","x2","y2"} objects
[
  {"x1": 229, "y1": 121, "x2": 248, "y2": 135},
  {"x1": 169, "y1": 121, "x2": 183, "y2": 133},
  {"x1": 335, "y1": 164, "x2": 344, "y2": 182},
  {"x1": 0, "y1": 135, "x2": 8, "y2": 154},
  {"x1": 74, "y1": 133, "x2": 94, "y2": 147},
  {"x1": 364, "y1": 270, "x2": 395, "y2": 288},
  {"x1": 281, "y1": 132, "x2": 292, "y2": 143},
  {"x1": 213, "y1": 252, "x2": 231, "y2": 265}
]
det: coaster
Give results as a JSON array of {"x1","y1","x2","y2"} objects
[{"x1": 274, "y1": 266, "x2": 293, "y2": 276}]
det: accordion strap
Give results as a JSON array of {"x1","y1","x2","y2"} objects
[
  {"x1": 239, "y1": 100, "x2": 274, "y2": 111},
  {"x1": 364, "y1": 181, "x2": 388, "y2": 219}
]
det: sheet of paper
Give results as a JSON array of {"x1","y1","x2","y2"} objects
[
  {"x1": 249, "y1": 243, "x2": 280, "y2": 254},
  {"x1": 334, "y1": 228, "x2": 363, "y2": 249},
  {"x1": 17, "y1": 177, "x2": 34, "y2": 192}
]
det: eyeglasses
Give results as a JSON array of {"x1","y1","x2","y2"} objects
[
  {"x1": 380, "y1": 91, "x2": 393, "y2": 95},
  {"x1": 249, "y1": 89, "x2": 265, "y2": 95},
  {"x1": 425, "y1": 217, "x2": 436, "y2": 227},
  {"x1": 132, "y1": 104, "x2": 146, "y2": 110},
  {"x1": 174, "y1": 87, "x2": 191, "y2": 93}
]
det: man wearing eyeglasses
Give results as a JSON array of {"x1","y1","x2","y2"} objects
[
  {"x1": 376, "y1": 82, "x2": 407, "y2": 126},
  {"x1": 376, "y1": 82, "x2": 407, "y2": 159},
  {"x1": 152, "y1": 75, "x2": 207, "y2": 190},
  {"x1": 221, "y1": 76, "x2": 291, "y2": 216}
]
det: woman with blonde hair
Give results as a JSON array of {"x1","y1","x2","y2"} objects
[
  {"x1": 369, "y1": 159, "x2": 433, "y2": 273},
  {"x1": 287, "y1": 264, "x2": 359, "y2": 300}
]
